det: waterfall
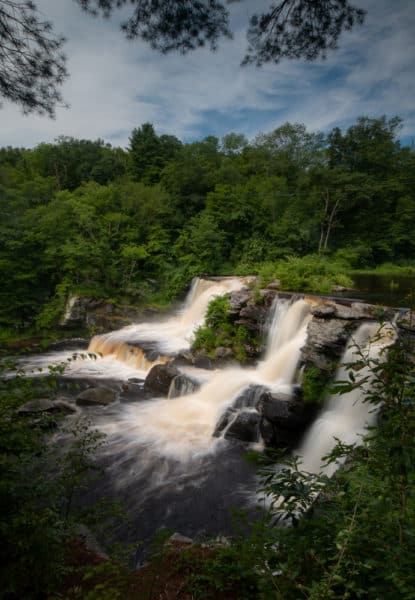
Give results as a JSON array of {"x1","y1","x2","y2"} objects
[
  {"x1": 87, "y1": 277, "x2": 245, "y2": 368},
  {"x1": 98, "y1": 299, "x2": 312, "y2": 462},
  {"x1": 258, "y1": 298, "x2": 311, "y2": 387},
  {"x1": 297, "y1": 321, "x2": 396, "y2": 475}
]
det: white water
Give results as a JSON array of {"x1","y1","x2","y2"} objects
[
  {"x1": 89, "y1": 277, "x2": 245, "y2": 359},
  {"x1": 97, "y1": 299, "x2": 312, "y2": 461},
  {"x1": 297, "y1": 321, "x2": 396, "y2": 475},
  {"x1": 19, "y1": 277, "x2": 246, "y2": 379}
]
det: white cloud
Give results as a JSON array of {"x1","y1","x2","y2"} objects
[{"x1": 0, "y1": 0, "x2": 414, "y2": 147}]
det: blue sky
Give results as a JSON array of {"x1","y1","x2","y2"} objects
[{"x1": 1, "y1": 0, "x2": 414, "y2": 148}]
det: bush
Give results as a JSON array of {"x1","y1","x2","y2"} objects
[
  {"x1": 193, "y1": 295, "x2": 258, "y2": 362},
  {"x1": 258, "y1": 254, "x2": 353, "y2": 294},
  {"x1": 0, "y1": 359, "x2": 106, "y2": 598}
]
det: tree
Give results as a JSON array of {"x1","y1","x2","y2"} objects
[
  {"x1": 0, "y1": 0, "x2": 67, "y2": 116},
  {"x1": 128, "y1": 123, "x2": 181, "y2": 184},
  {"x1": 1, "y1": 0, "x2": 366, "y2": 115}
]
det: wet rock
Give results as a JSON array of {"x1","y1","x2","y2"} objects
[
  {"x1": 233, "y1": 385, "x2": 267, "y2": 409},
  {"x1": 18, "y1": 398, "x2": 76, "y2": 415},
  {"x1": 192, "y1": 354, "x2": 213, "y2": 370},
  {"x1": 119, "y1": 382, "x2": 147, "y2": 403},
  {"x1": 76, "y1": 386, "x2": 117, "y2": 406},
  {"x1": 302, "y1": 318, "x2": 352, "y2": 370},
  {"x1": 228, "y1": 288, "x2": 253, "y2": 310},
  {"x1": 311, "y1": 304, "x2": 336, "y2": 319},
  {"x1": 334, "y1": 302, "x2": 377, "y2": 320},
  {"x1": 224, "y1": 411, "x2": 260, "y2": 443},
  {"x1": 255, "y1": 390, "x2": 320, "y2": 448},
  {"x1": 213, "y1": 407, "x2": 235, "y2": 437},
  {"x1": 144, "y1": 363, "x2": 179, "y2": 397},
  {"x1": 168, "y1": 374, "x2": 200, "y2": 399},
  {"x1": 128, "y1": 377, "x2": 145, "y2": 384},
  {"x1": 256, "y1": 392, "x2": 309, "y2": 429},
  {"x1": 239, "y1": 300, "x2": 268, "y2": 324}
]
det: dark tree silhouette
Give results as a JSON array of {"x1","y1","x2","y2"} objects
[
  {"x1": 243, "y1": 0, "x2": 366, "y2": 66},
  {"x1": 0, "y1": 0, "x2": 366, "y2": 115},
  {"x1": 0, "y1": 0, "x2": 67, "y2": 116},
  {"x1": 75, "y1": 0, "x2": 366, "y2": 62}
]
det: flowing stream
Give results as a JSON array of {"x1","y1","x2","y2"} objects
[{"x1": 18, "y1": 278, "x2": 395, "y2": 553}]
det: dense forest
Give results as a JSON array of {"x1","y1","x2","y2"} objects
[{"x1": 1, "y1": 115, "x2": 414, "y2": 334}]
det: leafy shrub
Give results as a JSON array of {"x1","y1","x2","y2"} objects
[
  {"x1": 0, "y1": 359, "x2": 106, "y2": 598},
  {"x1": 302, "y1": 365, "x2": 331, "y2": 405},
  {"x1": 258, "y1": 254, "x2": 353, "y2": 294},
  {"x1": 192, "y1": 326, "x2": 415, "y2": 599},
  {"x1": 193, "y1": 295, "x2": 258, "y2": 362}
]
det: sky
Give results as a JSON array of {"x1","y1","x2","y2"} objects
[{"x1": 1, "y1": 0, "x2": 415, "y2": 148}]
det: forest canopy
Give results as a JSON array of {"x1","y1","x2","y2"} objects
[{"x1": 1, "y1": 115, "x2": 414, "y2": 331}]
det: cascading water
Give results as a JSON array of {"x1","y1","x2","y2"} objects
[
  {"x1": 297, "y1": 321, "x2": 396, "y2": 476},
  {"x1": 62, "y1": 295, "x2": 312, "y2": 556},
  {"x1": 95, "y1": 299, "x2": 312, "y2": 463},
  {"x1": 88, "y1": 277, "x2": 245, "y2": 363},
  {"x1": 19, "y1": 277, "x2": 245, "y2": 379}
]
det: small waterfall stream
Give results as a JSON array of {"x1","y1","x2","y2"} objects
[{"x1": 297, "y1": 321, "x2": 396, "y2": 475}]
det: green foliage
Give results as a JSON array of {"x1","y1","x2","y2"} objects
[
  {"x1": 258, "y1": 254, "x2": 354, "y2": 294},
  {"x1": 1, "y1": 116, "x2": 414, "y2": 333},
  {"x1": 0, "y1": 359, "x2": 106, "y2": 598},
  {"x1": 189, "y1": 331, "x2": 415, "y2": 599},
  {"x1": 193, "y1": 295, "x2": 258, "y2": 362},
  {"x1": 302, "y1": 365, "x2": 331, "y2": 405}
]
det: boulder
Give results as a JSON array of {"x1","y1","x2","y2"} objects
[
  {"x1": 213, "y1": 407, "x2": 235, "y2": 437},
  {"x1": 76, "y1": 386, "x2": 117, "y2": 406},
  {"x1": 224, "y1": 411, "x2": 260, "y2": 443},
  {"x1": 168, "y1": 374, "x2": 200, "y2": 399},
  {"x1": 233, "y1": 385, "x2": 267, "y2": 409},
  {"x1": 192, "y1": 354, "x2": 213, "y2": 370},
  {"x1": 119, "y1": 382, "x2": 147, "y2": 403},
  {"x1": 256, "y1": 392, "x2": 309, "y2": 429},
  {"x1": 18, "y1": 398, "x2": 76, "y2": 416},
  {"x1": 144, "y1": 363, "x2": 179, "y2": 397},
  {"x1": 254, "y1": 390, "x2": 320, "y2": 448}
]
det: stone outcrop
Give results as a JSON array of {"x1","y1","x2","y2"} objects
[
  {"x1": 144, "y1": 363, "x2": 180, "y2": 397},
  {"x1": 256, "y1": 390, "x2": 318, "y2": 448},
  {"x1": 301, "y1": 317, "x2": 352, "y2": 370},
  {"x1": 60, "y1": 294, "x2": 153, "y2": 332}
]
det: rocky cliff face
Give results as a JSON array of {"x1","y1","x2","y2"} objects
[{"x1": 60, "y1": 294, "x2": 158, "y2": 333}]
